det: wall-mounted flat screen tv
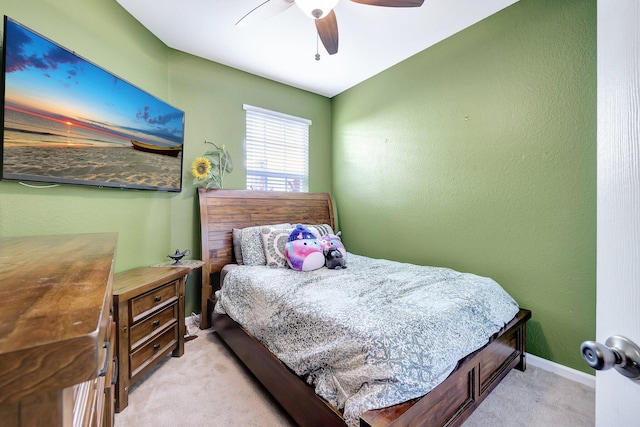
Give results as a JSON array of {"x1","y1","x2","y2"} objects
[{"x1": 1, "y1": 16, "x2": 185, "y2": 192}]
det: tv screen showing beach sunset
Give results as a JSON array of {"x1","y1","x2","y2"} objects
[{"x1": 1, "y1": 17, "x2": 185, "y2": 191}]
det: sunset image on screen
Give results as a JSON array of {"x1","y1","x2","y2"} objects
[{"x1": 2, "y1": 18, "x2": 185, "y2": 191}]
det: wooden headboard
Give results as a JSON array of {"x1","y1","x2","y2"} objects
[{"x1": 197, "y1": 188, "x2": 334, "y2": 327}]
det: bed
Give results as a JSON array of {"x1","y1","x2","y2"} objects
[{"x1": 198, "y1": 188, "x2": 531, "y2": 427}]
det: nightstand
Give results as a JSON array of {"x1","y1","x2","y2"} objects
[{"x1": 112, "y1": 266, "x2": 190, "y2": 412}]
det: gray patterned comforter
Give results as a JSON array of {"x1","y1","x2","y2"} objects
[{"x1": 214, "y1": 254, "x2": 519, "y2": 427}]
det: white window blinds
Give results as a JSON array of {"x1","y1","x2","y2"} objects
[{"x1": 243, "y1": 104, "x2": 311, "y2": 192}]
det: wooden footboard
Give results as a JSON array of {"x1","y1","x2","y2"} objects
[
  {"x1": 361, "y1": 308, "x2": 531, "y2": 427},
  {"x1": 213, "y1": 308, "x2": 531, "y2": 427}
]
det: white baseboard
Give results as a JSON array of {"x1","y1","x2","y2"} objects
[{"x1": 526, "y1": 352, "x2": 595, "y2": 388}]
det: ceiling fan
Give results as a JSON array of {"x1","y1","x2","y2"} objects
[{"x1": 236, "y1": 0, "x2": 425, "y2": 56}]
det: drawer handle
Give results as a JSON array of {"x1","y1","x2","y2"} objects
[
  {"x1": 153, "y1": 343, "x2": 160, "y2": 351},
  {"x1": 154, "y1": 295, "x2": 162, "y2": 302},
  {"x1": 98, "y1": 341, "x2": 111, "y2": 377},
  {"x1": 111, "y1": 356, "x2": 119, "y2": 386},
  {"x1": 152, "y1": 320, "x2": 160, "y2": 327}
]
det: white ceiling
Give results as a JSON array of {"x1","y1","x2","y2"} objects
[{"x1": 116, "y1": 0, "x2": 518, "y2": 98}]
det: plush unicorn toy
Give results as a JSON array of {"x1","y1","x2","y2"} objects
[
  {"x1": 320, "y1": 231, "x2": 346, "y2": 258},
  {"x1": 284, "y1": 224, "x2": 325, "y2": 271},
  {"x1": 320, "y1": 231, "x2": 347, "y2": 269}
]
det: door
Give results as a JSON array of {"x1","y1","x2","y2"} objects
[{"x1": 596, "y1": 0, "x2": 640, "y2": 424}]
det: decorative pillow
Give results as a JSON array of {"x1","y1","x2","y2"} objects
[
  {"x1": 285, "y1": 224, "x2": 325, "y2": 271},
  {"x1": 261, "y1": 226, "x2": 292, "y2": 268},
  {"x1": 237, "y1": 223, "x2": 291, "y2": 266}
]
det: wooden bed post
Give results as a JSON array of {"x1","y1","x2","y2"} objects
[
  {"x1": 198, "y1": 188, "x2": 213, "y2": 329},
  {"x1": 200, "y1": 262, "x2": 212, "y2": 329}
]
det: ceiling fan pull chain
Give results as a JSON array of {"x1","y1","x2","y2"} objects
[{"x1": 315, "y1": 33, "x2": 321, "y2": 61}]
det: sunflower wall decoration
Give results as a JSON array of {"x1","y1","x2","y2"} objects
[{"x1": 191, "y1": 140, "x2": 233, "y2": 189}]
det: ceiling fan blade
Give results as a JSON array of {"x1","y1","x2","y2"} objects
[
  {"x1": 350, "y1": 0, "x2": 424, "y2": 7},
  {"x1": 236, "y1": 0, "x2": 295, "y2": 28},
  {"x1": 315, "y1": 10, "x2": 339, "y2": 55}
]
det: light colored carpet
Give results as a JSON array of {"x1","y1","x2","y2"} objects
[{"x1": 114, "y1": 330, "x2": 594, "y2": 427}]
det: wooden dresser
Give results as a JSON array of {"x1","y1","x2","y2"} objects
[
  {"x1": 112, "y1": 266, "x2": 189, "y2": 412},
  {"x1": 0, "y1": 233, "x2": 118, "y2": 427}
]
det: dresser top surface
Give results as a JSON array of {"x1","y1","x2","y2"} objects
[
  {"x1": 113, "y1": 266, "x2": 190, "y2": 299},
  {"x1": 0, "y1": 233, "x2": 118, "y2": 354}
]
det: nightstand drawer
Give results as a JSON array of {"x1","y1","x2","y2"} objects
[
  {"x1": 130, "y1": 280, "x2": 179, "y2": 322},
  {"x1": 130, "y1": 325, "x2": 178, "y2": 377},
  {"x1": 130, "y1": 304, "x2": 178, "y2": 350}
]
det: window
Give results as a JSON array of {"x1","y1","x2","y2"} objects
[{"x1": 243, "y1": 104, "x2": 311, "y2": 192}]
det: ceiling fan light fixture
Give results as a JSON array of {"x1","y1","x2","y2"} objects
[{"x1": 296, "y1": 0, "x2": 339, "y2": 20}]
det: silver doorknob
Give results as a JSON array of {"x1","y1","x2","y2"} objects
[{"x1": 580, "y1": 335, "x2": 640, "y2": 379}]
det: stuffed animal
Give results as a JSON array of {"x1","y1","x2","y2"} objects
[
  {"x1": 284, "y1": 224, "x2": 325, "y2": 271},
  {"x1": 320, "y1": 231, "x2": 347, "y2": 260},
  {"x1": 325, "y1": 248, "x2": 347, "y2": 269}
]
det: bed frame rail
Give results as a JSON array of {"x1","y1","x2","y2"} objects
[{"x1": 213, "y1": 313, "x2": 345, "y2": 427}]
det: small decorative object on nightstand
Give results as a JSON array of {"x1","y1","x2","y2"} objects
[
  {"x1": 112, "y1": 266, "x2": 190, "y2": 412},
  {"x1": 167, "y1": 248, "x2": 190, "y2": 265}
]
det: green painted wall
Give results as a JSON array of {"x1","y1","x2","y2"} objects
[
  {"x1": 0, "y1": 0, "x2": 333, "y2": 314},
  {"x1": 0, "y1": 0, "x2": 596, "y2": 374},
  {"x1": 332, "y1": 0, "x2": 596, "y2": 373}
]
